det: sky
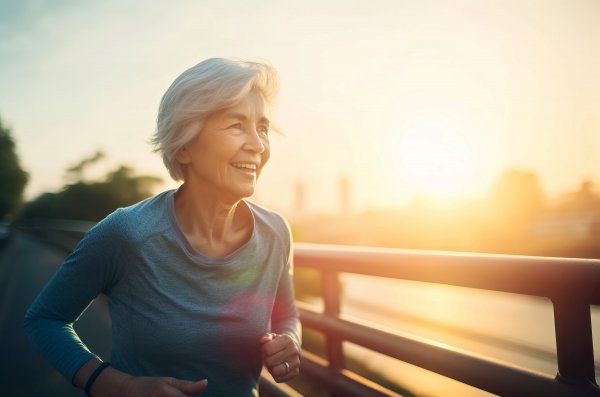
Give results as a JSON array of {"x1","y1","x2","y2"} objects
[{"x1": 1, "y1": 0, "x2": 599, "y2": 216}]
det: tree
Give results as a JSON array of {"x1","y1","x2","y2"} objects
[
  {"x1": 0, "y1": 118, "x2": 29, "y2": 222},
  {"x1": 63, "y1": 150, "x2": 105, "y2": 183},
  {"x1": 19, "y1": 152, "x2": 162, "y2": 222},
  {"x1": 489, "y1": 169, "x2": 545, "y2": 223}
]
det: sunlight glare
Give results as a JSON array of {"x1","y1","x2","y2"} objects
[{"x1": 390, "y1": 122, "x2": 478, "y2": 200}]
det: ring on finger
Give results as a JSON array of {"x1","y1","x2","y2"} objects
[{"x1": 282, "y1": 361, "x2": 290, "y2": 373}]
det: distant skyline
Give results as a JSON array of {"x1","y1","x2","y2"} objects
[{"x1": 1, "y1": 0, "x2": 599, "y2": 215}]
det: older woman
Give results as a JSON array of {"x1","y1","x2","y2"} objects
[{"x1": 24, "y1": 58, "x2": 301, "y2": 397}]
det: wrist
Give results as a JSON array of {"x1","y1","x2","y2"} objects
[
  {"x1": 85, "y1": 362, "x2": 110, "y2": 396},
  {"x1": 90, "y1": 366, "x2": 134, "y2": 397}
]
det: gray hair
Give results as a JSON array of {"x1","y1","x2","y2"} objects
[{"x1": 151, "y1": 57, "x2": 279, "y2": 181}]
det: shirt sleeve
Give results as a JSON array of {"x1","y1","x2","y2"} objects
[
  {"x1": 23, "y1": 210, "x2": 128, "y2": 383},
  {"x1": 271, "y1": 217, "x2": 302, "y2": 354}
]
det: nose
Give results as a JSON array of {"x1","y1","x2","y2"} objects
[{"x1": 243, "y1": 127, "x2": 266, "y2": 154}]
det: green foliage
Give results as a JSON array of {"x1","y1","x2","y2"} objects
[
  {"x1": 64, "y1": 150, "x2": 105, "y2": 184},
  {"x1": 20, "y1": 153, "x2": 162, "y2": 222},
  {"x1": 0, "y1": 118, "x2": 29, "y2": 221}
]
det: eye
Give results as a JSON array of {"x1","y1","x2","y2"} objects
[
  {"x1": 257, "y1": 124, "x2": 269, "y2": 135},
  {"x1": 229, "y1": 123, "x2": 243, "y2": 130}
]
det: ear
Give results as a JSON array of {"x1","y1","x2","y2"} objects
[{"x1": 175, "y1": 146, "x2": 191, "y2": 164}]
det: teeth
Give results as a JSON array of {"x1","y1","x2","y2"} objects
[{"x1": 233, "y1": 163, "x2": 257, "y2": 170}]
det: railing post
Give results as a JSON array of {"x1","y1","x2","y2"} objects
[
  {"x1": 552, "y1": 299, "x2": 597, "y2": 387},
  {"x1": 322, "y1": 270, "x2": 345, "y2": 396}
]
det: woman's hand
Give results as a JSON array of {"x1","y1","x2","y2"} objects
[
  {"x1": 260, "y1": 333, "x2": 300, "y2": 383},
  {"x1": 75, "y1": 359, "x2": 207, "y2": 397},
  {"x1": 119, "y1": 375, "x2": 208, "y2": 397}
]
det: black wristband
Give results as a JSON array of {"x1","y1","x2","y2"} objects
[{"x1": 84, "y1": 362, "x2": 110, "y2": 396}]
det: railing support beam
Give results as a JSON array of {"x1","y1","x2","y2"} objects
[
  {"x1": 553, "y1": 299, "x2": 597, "y2": 386},
  {"x1": 322, "y1": 270, "x2": 345, "y2": 397}
]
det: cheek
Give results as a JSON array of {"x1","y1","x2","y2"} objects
[
  {"x1": 262, "y1": 141, "x2": 271, "y2": 163},
  {"x1": 261, "y1": 150, "x2": 271, "y2": 170}
]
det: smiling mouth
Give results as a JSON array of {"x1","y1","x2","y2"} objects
[{"x1": 231, "y1": 162, "x2": 258, "y2": 173}]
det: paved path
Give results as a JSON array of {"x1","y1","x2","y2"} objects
[{"x1": 0, "y1": 232, "x2": 111, "y2": 396}]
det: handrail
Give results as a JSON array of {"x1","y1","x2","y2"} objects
[
  {"x1": 21, "y1": 220, "x2": 600, "y2": 396},
  {"x1": 293, "y1": 242, "x2": 600, "y2": 397},
  {"x1": 294, "y1": 243, "x2": 600, "y2": 303}
]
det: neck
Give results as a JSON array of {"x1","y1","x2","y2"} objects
[{"x1": 173, "y1": 183, "x2": 252, "y2": 257}]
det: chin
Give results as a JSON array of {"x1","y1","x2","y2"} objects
[{"x1": 233, "y1": 187, "x2": 256, "y2": 200}]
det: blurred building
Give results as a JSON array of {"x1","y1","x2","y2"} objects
[
  {"x1": 339, "y1": 175, "x2": 350, "y2": 215},
  {"x1": 534, "y1": 211, "x2": 600, "y2": 238},
  {"x1": 534, "y1": 181, "x2": 600, "y2": 239},
  {"x1": 294, "y1": 181, "x2": 306, "y2": 217}
]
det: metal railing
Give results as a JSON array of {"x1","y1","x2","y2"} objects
[
  {"x1": 22, "y1": 220, "x2": 600, "y2": 396},
  {"x1": 269, "y1": 243, "x2": 600, "y2": 397}
]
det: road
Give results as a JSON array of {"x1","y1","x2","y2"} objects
[{"x1": 0, "y1": 232, "x2": 111, "y2": 397}]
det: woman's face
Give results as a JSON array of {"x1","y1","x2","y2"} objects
[{"x1": 176, "y1": 90, "x2": 271, "y2": 202}]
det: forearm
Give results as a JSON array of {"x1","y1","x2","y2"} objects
[
  {"x1": 23, "y1": 313, "x2": 99, "y2": 381},
  {"x1": 273, "y1": 316, "x2": 301, "y2": 353},
  {"x1": 23, "y1": 223, "x2": 119, "y2": 382},
  {"x1": 272, "y1": 271, "x2": 301, "y2": 350},
  {"x1": 271, "y1": 282, "x2": 301, "y2": 352}
]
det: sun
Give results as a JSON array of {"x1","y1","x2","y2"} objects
[{"x1": 390, "y1": 122, "x2": 478, "y2": 200}]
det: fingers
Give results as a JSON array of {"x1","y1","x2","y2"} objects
[
  {"x1": 126, "y1": 376, "x2": 208, "y2": 397},
  {"x1": 269, "y1": 356, "x2": 301, "y2": 382},
  {"x1": 166, "y1": 377, "x2": 208, "y2": 395},
  {"x1": 260, "y1": 333, "x2": 300, "y2": 383},
  {"x1": 261, "y1": 333, "x2": 295, "y2": 358},
  {"x1": 260, "y1": 332, "x2": 275, "y2": 345}
]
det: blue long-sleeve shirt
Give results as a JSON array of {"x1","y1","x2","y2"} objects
[{"x1": 24, "y1": 190, "x2": 301, "y2": 397}]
